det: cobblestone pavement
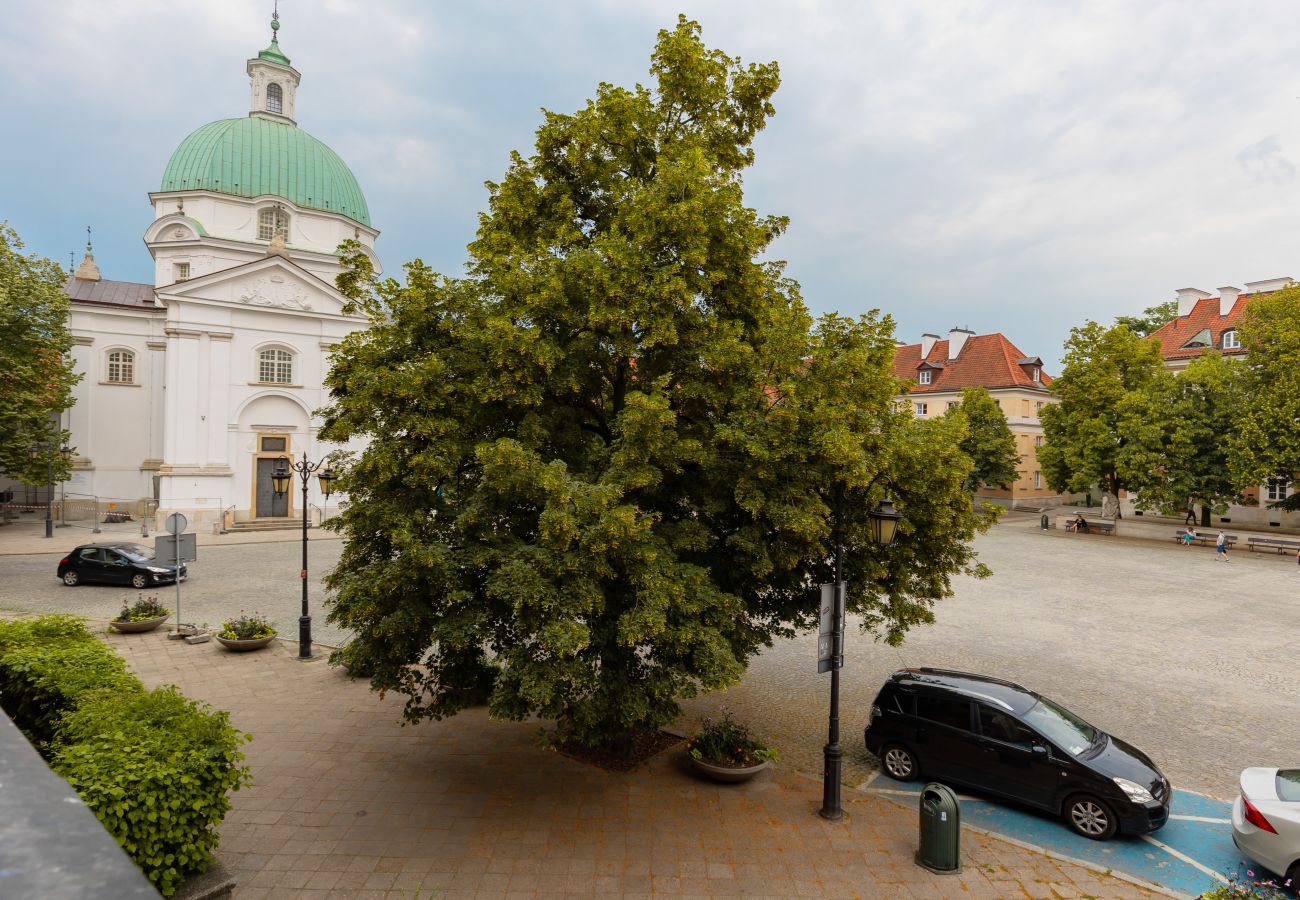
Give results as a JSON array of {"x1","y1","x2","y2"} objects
[
  {"x1": 677, "y1": 516, "x2": 1300, "y2": 799},
  {"x1": 0, "y1": 533, "x2": 349, "y2": 647},
  {"x1": 89, "y1": 623, "x2": 1158, "y2": 899}
]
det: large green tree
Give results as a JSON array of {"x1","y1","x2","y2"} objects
[
  {"x1": 1038, "y1": 321, "x2": 1163, "y2": 503},
  {"x1": 1115, "y1": 300, "x2": 1177, "y2": 337},
  {"x1": 1230, "y1": 286, "x2": 1300, "y2": 508},
  {"x1": 1116, "y1": 352, "x2": 1246, "y2": 526},
  {"x1": 943, "y1": 386, "x2": 1019, "y2": 497},
  {"x1": 0, "y1": 223, "x2": 78, "y2": 482},
  {"x1": 320, "y1": 18, "x2": 995, "y2": 749}
]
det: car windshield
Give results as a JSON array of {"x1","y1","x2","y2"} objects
[
  {"x1": 1277, "y1": 770, "x2": 1300, "y2": 802},
  {"x1": 1022, "y1": 696, "x2": 1099, "y2": 757},
  {"x1": 116, "y1": 544, "x2": 156, "y2": 562}
]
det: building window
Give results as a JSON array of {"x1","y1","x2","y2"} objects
[
  {"x1": 106, "y1": 349, "x2": 134, "y2": 384},
  {"x1": 257, "y1": 207, "x2": 290, "y2": 242},
  {"x1": 266, "y1": 82, "x2": 283, "y2": 114},
  {"x1": 1034, "y1": 435, "x2": 1043, "y2": 447},
  {"x1": 915, "y1": 402, "x2": 928, "y2": 417},
  {"x1": 258, "y1": 347, "x2": 294, "y2": 384},
  {"x1": 947, "y1": 401, "x2": 959, "y2": 410},
  {"x1": 173, "y1": 262, "x2": 190, "y2": 282},
  {"x1": 1031, "y1": 367, "x2": 1041, "y2": 382},
  {"x1": 918, "y1": 370, "x2": 932, "y2": 385},
  {"x1": 1035, "y1": 401, "x2": 1045, "y2": 413},
  {"x1": 1034, "y1": 471, "x2": 1042, "y2": 489},
  {"x1": 1266, "y1": 478, "x2": 1290, "y2": 502},
  {"x1": 260, "y1": 436, "x2": 287, "y2": 453},
  {"x1": 1222, "y1": 329, "x2": 1240, "y2": 350}
]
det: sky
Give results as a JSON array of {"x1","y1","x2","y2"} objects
[{"x1": 3, "y1": 0, "x2": 1299, "y2": 371}]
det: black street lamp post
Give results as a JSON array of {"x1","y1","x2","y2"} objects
[
  {"x1": 820, "y1": 493, "x2": 901, "y2": 821},
  {"x1": 270, "y1": 452, "x2": 334, "y2": 660},
  {"x1": 28, "y1": 444, "x2": 71, "y2": 539}
]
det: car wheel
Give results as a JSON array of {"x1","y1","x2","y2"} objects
[
  {"x1": 880, "y1": 743, "x2": 921, "y2": 782},
  {"x1": 1064, "y1": 794, "x2": 1118, "y2": 840},
  {"x1": 130, "y1": 573, "x2": 149, "y2": 589},
  {"x1": 62, "y1": 571, "x2": 79, "y2": 586},
  {"x1": 1287, "y1": 862, "x2": 1300, "y2": 890}
]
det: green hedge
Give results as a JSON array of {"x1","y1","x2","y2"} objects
[{"x1": 0, "y1": 616, "x2": 251, "y2": 896}]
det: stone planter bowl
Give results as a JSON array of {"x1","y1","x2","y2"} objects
[
  {"x1": 688, "y1": 755, "x2": 771, "y2": 784},
  {"x1": 214, "y1": 634, "x2": 276, "y2": 652},
  {"x1": 109, "y1": 615, "x2": 171, "y2": 634}
]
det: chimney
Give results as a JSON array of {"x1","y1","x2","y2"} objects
[
  {"x1": 920, "y1": 333, "x2": 939, "y2": 358},
  {"x1": 1244, "y1": 276, "x2": 1294, "y2": 295},
  {"x1": 1217, "y1": 286, "x2": 1240, "y2": 316},
  {"x1": 947, "y1": 327, "x2": 974, "y2": 361},
  {"x1": 1175, "y1": 287, "x2": 1212, "y2": 317}
]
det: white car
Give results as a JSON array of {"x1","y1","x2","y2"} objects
[{"x1": 1232, "y1": 767, "x2": 1300, "y2": 885}]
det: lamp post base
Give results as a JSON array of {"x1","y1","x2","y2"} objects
[
  {"x1": 298, "y1": 615, "x2": 313, "y2": 660},
  {"x1": 820, "y1": 741, "x2": 843, "y2": 821}
]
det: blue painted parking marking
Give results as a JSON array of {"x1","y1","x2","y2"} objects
[{"x1": 863, "y1": 773, "x2": 1241, "y2": 897}]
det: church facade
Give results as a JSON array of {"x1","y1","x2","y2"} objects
[{"x1": 55, "y1": 18, "x2": 377, "y2": 531}]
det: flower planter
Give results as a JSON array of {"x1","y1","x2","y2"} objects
[
  {"x1": 214, "y1": 635, "x2": 276, "y2": 652},
  {"x1": 688, "y1": 755, "x2": 771, "y2": 784},
  {"x1": 109, "y1": 615, "x2": 171, "y2": 634}
]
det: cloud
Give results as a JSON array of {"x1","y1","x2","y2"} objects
[{"x1": 1237, "y1": 136, "x2": 1297, "y2": 186}]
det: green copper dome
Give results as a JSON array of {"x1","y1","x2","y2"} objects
[{"x1": 160, "y1": 116, "x2": 370, "y2": 227}]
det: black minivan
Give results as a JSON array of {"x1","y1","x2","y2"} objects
[{"x1": 864, "y1": 668, "x2": 1170, "y2": 840}]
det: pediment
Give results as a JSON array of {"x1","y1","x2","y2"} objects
[{"x1": 157, "y1": 256, "x2": 357, "y2": 319}]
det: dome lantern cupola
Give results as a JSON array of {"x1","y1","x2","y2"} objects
[{"x1": 246, "y1": 8, "x2": 300, "y2": 125}]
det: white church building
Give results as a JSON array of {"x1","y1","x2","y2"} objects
[{"x1": 57, "y1": 16, "x2": 377, "y2": 531}]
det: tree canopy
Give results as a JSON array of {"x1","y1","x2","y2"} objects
[
  {"x1": 320, "y1": 18, "x2": 995, "y2": 748},
  {"x1": 1114, "y1": 300, "x2": 1177, "y2": 337},
  {"x1": 1116, "y1": 352, "x2": 1245, "y2": 525},
  {"x1": 944, "y1": 386, "x2": 1019, "y2": 495},
  {"x1": 1038, "y1": 321, "x2": 1163, "y2": 500},
  {"x1": 1230, "y1": 286, "x2": 1300, "y2": 509},
  {"x1": 0, "y1": 223, "x2": 78, "y2": 482}
]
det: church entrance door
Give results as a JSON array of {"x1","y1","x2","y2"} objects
[{"x1": 255, "y1": 458, "x2": 289, "y2": 518}]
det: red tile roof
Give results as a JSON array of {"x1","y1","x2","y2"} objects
[
  {"x1": 1147, "y1": 294, "x2": 1258, "y2": 360},
  {"x1": 892, "y1": 333, "x2": 1053, "y2": 393}
]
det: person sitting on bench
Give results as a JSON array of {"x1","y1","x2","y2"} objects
[
  {"x1": 1069, "y1": 513, "x2": 1089, "y2": 533},
  {"x1": 1182, "y1": 527, "x2": 1196, "y2": 546}
]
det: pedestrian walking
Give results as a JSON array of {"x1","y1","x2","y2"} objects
[{"x1": 1215, "y1": 530, "x2": 1230, "y2": 562}]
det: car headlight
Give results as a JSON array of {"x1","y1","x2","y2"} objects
[
  {"x1": 1113, "y1": 777, "x2": 1154, "y2": 803},
  {"x1": 147, "y1": 566, "x2": 171, "y2": 574}
]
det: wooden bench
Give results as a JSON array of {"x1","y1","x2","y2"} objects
[
  {"x1": 1067, "y1": 518, "x2": 1114, "y2": 535},
  {"x1": 1246, "y1": 536, "x2": 1300, "y2": 554},
  {"x1": 1172, "y1": 531, "x2": 1237, "y2": 548}
]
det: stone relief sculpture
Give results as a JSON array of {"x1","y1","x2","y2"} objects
[
  {"x1": 1101, "y1": 492, "x2": 1119, "y2": 518},
  {"x1": 238, "y1": 273, "x2": 312, "y2": 310}
]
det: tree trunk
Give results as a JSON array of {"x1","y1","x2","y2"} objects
[{"x1": 1200, "y1": 504, "x2": 1211, "y2": 528}]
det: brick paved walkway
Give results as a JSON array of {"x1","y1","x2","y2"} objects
[{"x1": 86, "y1": 624, "x2": 1163, "y2": 899}]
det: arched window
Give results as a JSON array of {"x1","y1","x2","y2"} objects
[
  {"x1": 257, "y1": 207, "x2": 290, "y2": 242},
  {"x1": 266, "y1": 82, "x2": 283, "y2": 114},
  {"x1": 258, "y1": 348, "x2": 294, "y2": 384},
  {"x1": 106, "y1": 349, "x2": 135, "y2": 384},
  {"x1": 1221, "y1": 329, "x2": 1240, "y2": 350}
]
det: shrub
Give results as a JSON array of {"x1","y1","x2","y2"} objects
[
  {"x1": 53, "y1": 687, "x2": 251, "y2": 897},
  {"x1": 0, "y1": 616, "x2": 251, "y2": 896},
  {"x1": 114, "y1": 595, "x2": 171, "y2": 623},
  {"x1": 686, "y1": 709, "x2": 778, "y2": 767},
  {"x1": 219, "y1": 611, "x2": 276, "y2": 640}
]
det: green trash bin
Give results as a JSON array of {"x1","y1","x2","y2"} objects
[{"x1": 915, "y1": 782, "x2": 961, "y2": 874}]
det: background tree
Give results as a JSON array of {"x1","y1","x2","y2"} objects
[
  {"x1": 1038, "y1": 321, "x2": 1163, "y2": 505},
  {"x1": 1116, "y1": 353, "x2": 1245, "y2": 526},
  {"x1": 1230, "y1": 286, "x2": 1300, "y2": 509},
  {"x1": 0, "y1": 223, "x2": 78, "y2": 483},
  {"x1": 943, "y1": 386, "x2": 1019, "y2": 498},
  {"x1": 1114, "y1": 300, "x2": 1177, "y2": 337},
  {"x1": 320, "y1": 18, "x2": 995, "y2": 750}
]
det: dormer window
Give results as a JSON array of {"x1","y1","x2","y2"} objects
[
  {"x1": 1221, "y1": 329, "x2": 1240, "y2": 350},
  {"x1": 257, "y1": 207, "x2": 290, "y2": 242},
  {"x1": 1030, "y1": 367, "x2": 1041, "y2": 382},
  {"x1": 918, "y1": 370, "x2": 932, "y2": 385},
  {"x1": 266, "y1": 82, "x2": 283, "y2": 114},
  {"x1": 1181, "y1": 328, "x2": 1212, "y2": 349}
]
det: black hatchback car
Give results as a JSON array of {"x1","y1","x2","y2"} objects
[
  {"x1": 57, "y1": 543, "x2": 186, "y2": 589},
  {"x1": 864, "y1": 668, "x2": 1170, "y2": 840}
]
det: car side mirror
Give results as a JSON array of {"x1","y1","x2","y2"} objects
[{"x1": 1032, "y1": 744, "x2": 1050, "y2": 758}]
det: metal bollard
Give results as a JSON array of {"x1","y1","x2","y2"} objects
[
  {"x1": 1040, "y1": 513, "x2": 1050, "y2": 530},
  {"x1": 915, "y1": 782, "x2": 961, "y2": 874}
]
